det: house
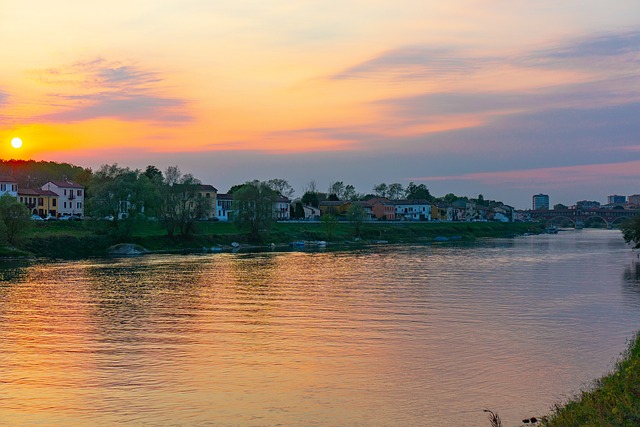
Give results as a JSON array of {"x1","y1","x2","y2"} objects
[
  {"x1": 302, "y1": 205, "x2": 321, "y2": 221},
  {"x1": 365, "y1": 197, "x2": 395, "y2": 220},
  {"x1": 42, "y1": 180, "x2": 85, "y2": 217},
  {"x1": 493, "y1": 205, "x2": 515, "y2": 222},
  {"x1": 0, "y1": 176, "x2": 18, "y2": 198},
  {"x1": 392, "y1": 199, "x2": 431, "y2": 221},
  {"x1": 431, "y1": 202, "x2": 450, "y2": 221},
  {"x1": 216, "y1": 193, "x2": 233, "y2": 221},
  {"x1": 449, "y1": 200, "x2": 467, "y2": 221},
  {"x1": 18, "y1": 189, "x2": 59, "y2": 217},
  {"x1": 197, "y1": 184, "x2": 218, "y2": 219},
  {"x1": 319, "y1": 200, "x2": 352, "y2": 216},
  {"x1": 274, "y1": 196, "x2": 291, "y2": 220}
]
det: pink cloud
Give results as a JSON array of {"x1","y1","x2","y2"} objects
[{"x1": 411, "y1": 161, "x2": 640, "y2": 188}]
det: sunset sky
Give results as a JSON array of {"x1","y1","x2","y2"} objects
[{"x1": 1, "y1": 1, "x2": 638, "y2": 208}]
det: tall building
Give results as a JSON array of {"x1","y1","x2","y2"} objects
[
  {"x1": 607, "y1": 195, "x2": 626, "y2": 205},
  {"x1": 629, "y1": 194, "x2": 640, "y2": 205},
  {"x1": 532, "y1": 193, "x2": 549, "y2": 210}
]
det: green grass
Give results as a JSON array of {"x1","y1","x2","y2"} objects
[
  {"x1": 9, "y1": 219, "x2": 544, "y2": 258},
  {"x1": 541, "y1": 333, "x2": 640, "y2": 426}
]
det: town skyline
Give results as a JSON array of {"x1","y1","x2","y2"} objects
[{"x1": 1, "y1": 1, "x2": 639, "y2": 210}]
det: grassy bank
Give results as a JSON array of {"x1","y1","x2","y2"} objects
[
  {"x1": 541, "y1": 332, "x2": 640, "y2": 426},
  {"x1": 11, "y1": 220, "x2": 544, "y2": 258}
]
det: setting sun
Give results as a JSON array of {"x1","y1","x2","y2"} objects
[{"x1": 10, "y1": 137, "x2": 22, "y2": 149}]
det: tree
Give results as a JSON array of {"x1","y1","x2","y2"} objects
[
  {"x1": 232, "y1": 180, "x2": 279, "y2": 242},
  {"x1": 621, "y1": 215, "x2": 640, "y2": 248},
  {"x1": 343, "y1": 184, "x2": 356, "y2": 201},
  {"x1": 0, "y1": 194, "x2": 31, "y2": 245},
  {"x1": 373, "y1": 183, "x2": 388, "y2": 198},
  {"x1": 554, "y1": 203, "x2": 569, "y2": 210},
  {"x1": 293, "y1": 202, "x2": 305, "y2": 219},
  {"x1": 158, "y1": 166, "x2": 208, "y2": 238},
  {"x1": 405, "y1": 182, "x2": 432, "y2": 201},
  {"x1": 88, "y1": 164, "x2": 160, "y2": 239},
  {"x1": 144, "y1": 165, "x2": 163, "y2": 184},
  {"x1": 301, "y1": 191, "x2": 320, "y2": 207},
  {"x1": 328, "y1": 181, "x2": 346, "y2": 199},
  {"x1": 321, "y1": 213, "x2": 338, "y2": 240},
  {"x1": 442, "y1": 193, "x2": 459, "y2": 204},
  {"x1": 266, "y1": 178, "x2": 294, "y2": 199},
  {"x1": 387, "y1": 183, "x2": 404, "y2": 200},
  {"x1": 346, "y1": 203, "x2": 367, "y2": 237}
]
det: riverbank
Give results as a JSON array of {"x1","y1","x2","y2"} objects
[
  {"x1": 7, "y1": 220, "x2": 545, "y2": 258},
  {"x1": 541, "y1": 332, "x2": 640, "y2": 426}
]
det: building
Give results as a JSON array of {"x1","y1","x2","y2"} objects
[
  {"x1": 42, "y1": 180, "x2": 85, "y2": 217},
  {"x1": 392, "y1": 199, "x2": 431, "y2": 221},
  {"x1": 197, "y1": 184, "x2": 218, "y2": 219},
  {"x1": 532, "y1": 194, "x2": 549, "y2": 210},
  {"x1": 608, "y1": 195, "x2": 626, "y2": 205},
  {"x1": 274, "y1": 196, "x2": 291, "y2": 220},
  {"x1": 0, "y1": 176, "x2": 18, "y2": 198},
  {"x1": 576, "y1": 200, "x2": 600, "y2": 209},
  {"x1": 319, "y1": 200, "x2": 352, "y2": 216},
  {"x1": 18, "y1": 189, "x2": 59, "y2": 217},
  {"x1": 364, "y1": 198, "x2": 395, "y2": 220},
  {"x1": 216, "y1": 193, "x2": 233, "y2": 221},
  {"x1": 629, "y1": 194, "x2": 640, "y2": 206}
]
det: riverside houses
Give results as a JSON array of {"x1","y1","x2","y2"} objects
[
  {"x1": 42, "y1": 180, "x2": 85, "y2": 217},
  {"x1": 18, "y1": 188, "x2": 59, "y2": 217},
  {"x1": 0, "y1": 176, "x2": 18, "y2": 198},
  {"x1": 274, "y1": 196, "x2": 291, "y2": 220},
  {"x1": 392, "y1": 199, "x2": 431, "y2": 221},
  {"x1": 197, "y1": 184, "x2": 218, "y2": 219},
  {"x1": 216, "y1": 193, "x2": 233, "y2": 221}
]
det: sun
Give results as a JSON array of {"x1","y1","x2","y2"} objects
[{"x1": 11, "y1": 137, "x2": 23, "y2": 149}]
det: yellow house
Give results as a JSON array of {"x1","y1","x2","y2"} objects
[
  {"x1": 319, "y1": 200, "x2": 352, "y2": 216},
  {"x1": 18, "y1": 189, "x2": 59, "y2": 217},
  {"x1": 197, "y1": 184, "x2": 218, "y2": 219}
]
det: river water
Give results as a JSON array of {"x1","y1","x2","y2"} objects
[{"x1": 1, "y1": 229, "x2": 639, "y2": 426}]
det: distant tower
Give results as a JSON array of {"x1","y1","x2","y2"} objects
[
  {"x1": 532, "y1": 193, "x2": 550, "y2": 210},
  {"x1": 607, "y1": 195, "x2": 626, "y2": 205}
]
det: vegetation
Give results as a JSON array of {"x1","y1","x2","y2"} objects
[
  {"x1": 232, "y1": 180, "x2": 279, "y2": 242},
  {"x1": 0, "y1": 194, "x2": 31, "y2": 245},
  {"x1": 621, "y1": 215, "x2": 640, "y2": 248},
  {"x1": 540, "y1": 332, "x2": 640, "y2": 426}
]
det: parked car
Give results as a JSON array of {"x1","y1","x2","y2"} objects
[
  {"x1": 44, "y1": 214, "x2": 57, "y2": 221},
  {"x1": 30, "y1": 214, "x2": 44, "y2": 221}
]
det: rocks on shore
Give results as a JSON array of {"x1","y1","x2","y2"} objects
[{"x1": 107, "y1": 243, "x2": 150, "y2": 256}]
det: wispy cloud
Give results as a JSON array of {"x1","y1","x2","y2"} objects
[
  {"x1": 31, "y1": 58, "x2": 191, "y2": 123},
  {"x1": 331, "y1": 46, "x2": 486, "y2": 82}
]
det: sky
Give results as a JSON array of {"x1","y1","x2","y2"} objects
[{"x1": 1, "y1": 1, "x2": 639, "y2": 209}]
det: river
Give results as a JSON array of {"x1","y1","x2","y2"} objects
[{"x1": 1, "y1": 229, "x2": 639, "y2": 426}]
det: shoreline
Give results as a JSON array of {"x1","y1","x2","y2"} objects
[{"x1": 6, "y1": 221, "x2": 547, "y2": 259}]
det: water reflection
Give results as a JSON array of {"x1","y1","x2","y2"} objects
[{"x1": 0, "y1": 230, "x2": 639, "y2": 426}]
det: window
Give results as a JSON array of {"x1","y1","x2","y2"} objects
[
  {"x1": 77, "y1": 190, "x2": 82, "y2": 197},
  {"x1": 12, "y1": 185, "x2": 17, "y2": 191},
  {"x1": 52, "y1": 199, "x2": 57, "y2": 207},
  {"x1": 38, "y1": 198, "x2": 44, "y2": 206},
  {"x1": 0, "y1": 184, "x2": 5, "y2": 191},
  {"x1": 64, "y1": 189, "x2": 67, "y2": 196},
  {"x1": 77, "y1": 202, "x2": 82, "y2": 209},
  {"x1": 20, "y1": 197, "x2": 24, "y2": 203},
  {"x1": 64, "y1": 202, "x2": 67, "y2": 209}
]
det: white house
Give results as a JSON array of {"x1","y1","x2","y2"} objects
[
  {"x1": 0, "y1": 176, "x2": 18, "y2": 198},
  {"x1": 392, "y1": 199, "x2": 431, "y2": 221},
  {"x1": 216, "y1": 193, "x2": 233, "y2": 221},
  {"x1": 274, "y1": 196, "x2": 291, "y2": 220},
  {"x1": 303, "y1": 205, "x2": 321, "y2": 221},
  {"x1": 42, "y1": 180, "x2": 85, "y2": 217}
]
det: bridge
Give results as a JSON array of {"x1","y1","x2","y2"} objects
[{"x1": 529, "y1": 208, "x2": 640, "y2": 228}]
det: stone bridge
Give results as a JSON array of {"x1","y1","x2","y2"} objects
[{"x1": 529, "y1": 208, "x2": 640, "y2": 228}]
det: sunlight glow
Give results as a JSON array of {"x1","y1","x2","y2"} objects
[{"x1": 10, "y1": 137, "x2": 23, "y2": 149}]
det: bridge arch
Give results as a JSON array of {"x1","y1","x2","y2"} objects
[
  {"x1": 582, "y1": 215, "x2": 609, "y2": 228},
  {"x1": 545, "y1": 216, "x2": 576, "y2": 227}
]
